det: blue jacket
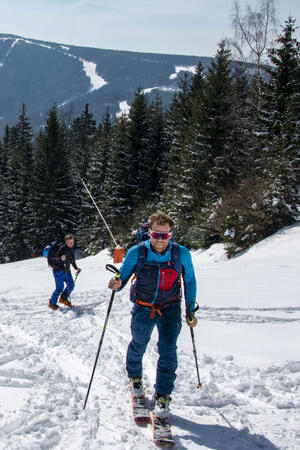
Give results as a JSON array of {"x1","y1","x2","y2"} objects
[{"x1": 118, "y1": 240, "x2": 197, "y2": 312}]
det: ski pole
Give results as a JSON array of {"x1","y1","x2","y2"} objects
[
  {"x1": 74, "y1": 269, "x2": 81, "y2": 283},
  {"x1": 63, "y1": 262, "x2": 77, "y2": 304},
  {"x1": 81, "y1": 178, "x2": 118, "y2": 247},
  {"x1": 83, "y1": 264, "x2": 121, "y2": 410},
  {"x1": 187, "y1": 308, "x2": 202, "y2": 389},
  {"x1": 81, "y1": 178, "x2": 125, "y2": 263}
]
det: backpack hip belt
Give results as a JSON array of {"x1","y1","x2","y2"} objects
[{"x1": 135, "y1": 294, "x2": 180, "y2": 319}]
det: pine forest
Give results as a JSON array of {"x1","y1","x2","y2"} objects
[{"x1": 0, "y1": 18, "x2": 299, "y2": 263}]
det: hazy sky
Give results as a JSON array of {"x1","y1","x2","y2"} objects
[{"x1": 0, "y1": 0, "x2": 299, "y2": 56}]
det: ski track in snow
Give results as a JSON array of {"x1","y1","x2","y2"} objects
[{"x1": 0, "y1": 224, "x2": 300, "y2": 449}]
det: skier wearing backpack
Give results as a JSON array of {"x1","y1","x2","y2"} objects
[
  {"x1": 48, "y1": 234, "x2": 81, "y2": 310},
  {"x1": 108, "y1": 211, "x2": 197, "y2": 418}
]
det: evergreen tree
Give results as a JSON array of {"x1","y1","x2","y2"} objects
[
  {"x1": 69, "y1": 104, "x2": 97, "y2": 235},
  {"x1": 27, "y1": 107, "x2": 77, "y2": 253},
  {"x1": 80, "y1": 109, "x2": 113, "y2": 254},
  {"x1": 4, "y1": 106, "x2": 34, "y2": 261},
  {"x1": 70, "y1": 104, "x2": 97, "y2": 180},
  {"x1": 127, "y1": 88, "x2": 152, "y2": 208},
  {"x1": 168, "y1": 65, "x2": 208, "y2": 243},
  {"x1": 163, "y1": 74, "x2": 195, "y2": 225},
  {"x1": 0, "y1": 127, "x2": 11, "y2": 262},
  {"x1": 260, "y1": 17, "x2": 299, "y2": 227},
  {"x1": 203, "y1": 41, "x2": 235, "y2": 197},
  {"x1": 148, "y1": 95, "x2": 170, "y2": 198},
  {"x1": 184, "y1": 45, "x2": 237, "y2": 248},
  {"x1": 105, "y1": 114, "x2": 132, "y2": 235}
]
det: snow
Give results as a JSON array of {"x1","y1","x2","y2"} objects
[
  {"x1": 169, "y1": 65, "x2": 197, "y2": 80},
  {"x1": 0, "y1": 222, "x2": 299, "y2": 449},
  {"x1": 116, "y1": 101, "x2": 131, "y2": 118},
  {"x1": 143, "y1": 86, "x2": 177, "y2": 94},
  {"x1": 80, "y1": 59, "x2": 107, "y2": 92}
]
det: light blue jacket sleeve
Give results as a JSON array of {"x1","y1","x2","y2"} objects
[
  {"x1": 117, "y1": 245, "x2": 140, "y2": 288},
  {"x1": 179, "y1": 246, "x2": 197, "y2": 313}
]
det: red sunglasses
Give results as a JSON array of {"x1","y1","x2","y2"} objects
[{"x1": 150, "y1": 230, "x2": 172, "y2": 240}]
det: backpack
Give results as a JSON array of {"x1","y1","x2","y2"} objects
[
  {"x1": 137, "y1": 222, "x2": 151, "y2": 244},
  {"x1": 135, "y1": 222, "x2": 181, "y2": 276},
  {"x1": 43, "y1": 241, "x2": 62, "y2": 268}
]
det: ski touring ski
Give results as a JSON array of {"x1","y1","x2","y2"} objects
[
  {"x1": 152, "y1": 414, "x2": 175, "y2": 448},
  {"x1": 131, "y1": 394, "x2": 151, "y2": 426}
]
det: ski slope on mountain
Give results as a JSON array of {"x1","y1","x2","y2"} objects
[{"x1": 0, "y1": 223, "x2": 299, "y2": 449}]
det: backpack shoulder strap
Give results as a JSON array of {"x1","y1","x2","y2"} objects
[
  {"x1": 171, "y1": 242, "x2": 182, "y2": 276},
  {"x1": 51, "y1": 242, "x2": 64, "y2": 267},
  {"x1": 135, "y1": 242, "x2": 148, "y2": 275},
  {"x1": 134, "y1": 242, "x2": 182, "y2": 276}
]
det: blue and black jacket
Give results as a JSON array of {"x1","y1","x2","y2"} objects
[
  {"x1": 53, "y1": 243, "x2": 78, "y2": 272},
  {"x1": 118, "y1": 240, "x2": 197, "y2": 316}
]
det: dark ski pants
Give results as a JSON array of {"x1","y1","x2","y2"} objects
[
  {"x1": 50, "y1": 269, "x2": 74, "y2": 306},
  {"x1": 126, "y1": 301, "x2": 182, "y2": 395}
]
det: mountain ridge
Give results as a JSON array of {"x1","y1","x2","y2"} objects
[{"x1": 0, "y1": 33, "x2": 210, "y2": 133}]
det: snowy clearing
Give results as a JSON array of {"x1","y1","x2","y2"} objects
[{"x1": 0, "y1": 222, "x2": 299, "y2": 449}]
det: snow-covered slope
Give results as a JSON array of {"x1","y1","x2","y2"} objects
[{"x1": 0, "y1": 223, "x2": 299, "y2": 449}]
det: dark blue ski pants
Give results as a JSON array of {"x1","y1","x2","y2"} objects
[
  {"x1": 126, "y1": 301, "x2": 182, "y2": 395},
  {"x1": 50, "y1": 269, "x2": 74, "y2": 306}
]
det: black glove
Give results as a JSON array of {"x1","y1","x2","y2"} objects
[{"x1": 186, "y1": 314, "x2": 198, "y2": 328}]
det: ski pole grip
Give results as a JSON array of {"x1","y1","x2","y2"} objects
[
  {"x1": 187, "y1": 314, "x2": 194, "y2": 323},
  {"x1": 186, "y1": 303, "x2": 199, "y2": 323},
  {"x1": 106, "y1": 264, "x2": 121, "y2": 278}
]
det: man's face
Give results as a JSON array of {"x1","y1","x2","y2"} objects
[
  {"x1": 65, "y1": 237, "x2": 74, "y2": 248},
  {"x1": 148, "y1": 222, "x2": 173, "y2": 253}
]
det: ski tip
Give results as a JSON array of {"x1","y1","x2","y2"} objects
[
  {"x1": 153, "y1": 439, "x2": 175, "y2": 448},
  {"x1": 152, "y1": 415, "x2": 174, "y2": 448}
]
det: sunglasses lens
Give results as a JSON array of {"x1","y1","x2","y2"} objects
[{"x1": 151, "y1": 231, "x2": 170, "y2": 240}]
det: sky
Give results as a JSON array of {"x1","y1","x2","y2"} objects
[{"x1": 0, "y1": 0, "x2": 299, "y2": 56}]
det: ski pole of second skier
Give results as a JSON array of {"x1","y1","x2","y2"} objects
[
  {"x1": 74, "y1": 269, "x2": 81, "y2": 283},
  {"x1": 83, "y1": 264, "x2": 121, "y2": 410}
]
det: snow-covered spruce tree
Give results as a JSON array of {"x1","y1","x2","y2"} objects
[
  {"x1": 80, "y1": 109, "x2": 113, "y2": 255},
  {"x1": 103, "y1": 114, "x2": 133, "y2": 247},
  {"x1": 147, "y1": 95, "x2": 170, "y2": 199},
  {"x1": 260, "y1": 17, "x2": 300, "y2": 224},
  {"x1": 203, "y1": 41, "x2": 236, "y2": 197},
  {"x1": 0, "y1": 127, "x2": 9, "y2": 180},
  {"x1": 127, "y1": 88, "x2": 152, "y2": 209},
  {"x1": 165, "y1": 64, "x2": 209, "y2": 246},
  {"x1": 189, "y1": 43, "x2": 239, "y2": 248},
  {"x1": 121, "y1": 95, "x2": 171, "y2": 248},
  {"x1": 204, "y1": 20, "x2": 299, "y2": 255},
  {"x1": 68, "y1": 104, "x2": 97, "y2": 241},
  {"x1": 163, "y1": 73, "x2": 195, "y2": 239},
  {"x1": 0, "y1": 127, "x2": 11, "y2": 263},
  {"x1": 189, "y1": 44, "x2": 266, "y2": 252},
  {"x1": 27, "y1": 107, "x2": 78, "y2": 254},
  {"x1": 206, "y1": 63, "x2": 266, "y2": 254},
  {"x1": 70, "y1": 104, "x2": 97, "y2": 181},
  {"x1": 3, "y1": 106, "x2": 34, "y2": 261}
]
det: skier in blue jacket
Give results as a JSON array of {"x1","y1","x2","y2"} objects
[{"x1": 108, "y1": 210, "x2": 197, "y2": 418}]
